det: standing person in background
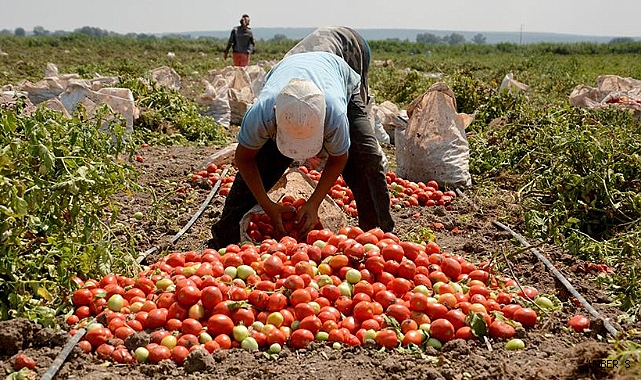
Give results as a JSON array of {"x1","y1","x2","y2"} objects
[{"x1": 223, "y1": 14, "x2": 254, "y2": 67}]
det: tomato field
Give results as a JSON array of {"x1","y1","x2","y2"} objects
[{"x1": 1, "y1": 34, "x2": 641, "y2": 379}]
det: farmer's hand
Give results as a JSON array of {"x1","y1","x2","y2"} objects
[
  {"x1": 223, "y1": 51, "x2": 228, "y2": 60},
  {"x1": 262, "y1": 201, "x2": 296, "y2": 237},
  {"x1": 295, "y1": 201, "x2": 320, "y2": 238}
]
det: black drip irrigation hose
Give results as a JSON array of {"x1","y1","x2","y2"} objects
[
  {"x1": 492, "y1": 220, "x2": 620, "y2": 338},
  {"x1": 454, "y1": 188, "x2": 620, "y2": 338},
  {"x1": 41, "y1": 323, "x2": 90, "y2": 380},
  {"x1": 42, "y1": 167, "x2": 230, "y2": 379}
]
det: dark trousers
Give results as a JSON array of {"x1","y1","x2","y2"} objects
[{"x1": 210, "y1": 95, "x2": 394, "y2": 247}]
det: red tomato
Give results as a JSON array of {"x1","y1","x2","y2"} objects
[
  {"x1": 375, "y1": 330, "x2": 398, "y2": 349},
  {"x1": 201, "y1": 286, "x2": 223, "y2": 310},
  {"x1": 176, "y1": 285, "x2": 201, "y2": 307},
  {"x1": 85, "y1": 327, "x2": 113, "y2": 348},
  {"x1": 147, "y1": 344, "x2": 172, "y2": 364},
  {"x1": 512, "y1": 307, "x2": 537, "y2": 328},
  {"x1": 207, "y1": 314, "x2": 234, "y2": 336},
  {"x1": 402, "y1": 329, "x2": 424, "y2": 346},
  {"x1": 568, "y1": 315, "x2": 590, "y2": 332},
  {"x1": 429, "y1": 318, "x2": 455, "y2": 343},
  {"x1": 171, "y1": 346, "x2": 190, "y2": 365},
  {"x1": 489, "y1": 320, "x2": 516, "y2": 339},
  {"x1": 440, "y1": 258, "x2": 462, "y2": 280},
  {"x1": 290, "y1": 329, "x2": 315, "y2": 349},
  {"x1": 381, "y1": 243, "x2": 404, "y2": 262},
  {"x1": 13, "y1": 353, "x2": 36, "y2": 370},
  {"x1": 72, "y1": 289, "x2": 94, "y2": 307}
]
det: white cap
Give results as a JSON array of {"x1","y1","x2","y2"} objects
[{"x1": 275, "y1": 78, "x2": 326, "y2": 160}]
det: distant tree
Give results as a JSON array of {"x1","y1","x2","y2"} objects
[
  {"x1": 271, "y1": 34, "x2": 288, "y2": 41},
  {"x1": 33, "y1": 26, "x2": 49, "y2": 36},
  {"x1": 609, "y1": 37, "x2": 635, "y2": 44},
  {"x1": 75, "y1": 26, "x2": 110, "y2": 37},
  {"x1": 416, "y1": 32, "x2": 441, "y2": 44},
  {"x1": 0, "y1": 29, "x2": 12, "y2": 35},
  {"x1": 472, "y1": 33, "x2": 486, "y2": 44},
  {"x1": 443, "y1": 33, "x2": 466, "y2": 45},
  {"x1": 14, "y1": 27, "x2": 26, "y2": 36}
]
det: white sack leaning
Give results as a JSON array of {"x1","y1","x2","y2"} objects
[{"x1": 395, "y1": 82, "x2": 474, "y2": 188}]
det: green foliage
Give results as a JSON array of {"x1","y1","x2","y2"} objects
[
  {"x1": 0, "y1": 100, "x2": 140, "y2": 322},
  {"x1": 120, "y1": 78, "x2": 228, "y2": 146}
]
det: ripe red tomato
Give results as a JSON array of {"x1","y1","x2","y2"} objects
[
  {"x1": 375, "y1": 330, "x2": 398, "y2": 349},
  {"x1": 489, "y1": 320, "x2": 516, "y2": 339},
  {"x1": 402, "y1": 329, "x2": 424, "y2": 346},
  {"x1": 147, "y1": 344, "x2": 171, "y2": 364},
  {"x1": 568, "y1": 315, "x2": 590, "y2": 332},
  {"x1": 13, "y1": 353, "x2": 36, "y2": 370},
  {"x1": 381, "y1": 243, "x2": 404, "y2": 262},
  {"x1": 201, "y1": 286, "x2": 223, "y2": 310},
  {"x1": 85, "y1": 327, "x2": 113, "y2": 348},
  {"x1": 512, "y1": 307, "x2": 538, "y2": 328},
  {"x1": 440, "y1": 258, "x2": 462, "y2": 280},
  {"x1": 72, "y1": 289, "x2": 94, "y2": 307},
  {"x1": 429, "y1": 318, "x2": 456, "y2": 343},
  {"x1": 176, "y1": 285, "x2": 201, "y2": 306},
  {"x1": 207, "y1": 314, "x2": 234, "y2": 336},
  {"x1": 290, "y1": 329, "x2": 315, "y2": 349}
]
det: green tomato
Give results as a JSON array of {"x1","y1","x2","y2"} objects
[
  {"x1": 269, "y1": 343, "x2": 282, "y2": 354},
  {"x1": 236, "y1": 265, "x2": 255, "y2": 280},
  {"x1": 535, "y1": 296, "x2": 555, "y2": 310},
  {"x1": 224, "y1": 266, "x2": 237, "y2": 278},
  {"x1": 233, "y1": 325, "x2": 249, "y2": 342},
  {"x1": 107, "y1": 294, "x2": 124, "y2": 312},
  {"x1": 426, "y1": 338, "x2": 442, "y2": 350},
  {"x1": 345, "y1": 268, "x2": 361, "y2": 284},
  {"x1": 133, "y1": 211, "x2": 144, "y2": 220},
  {"x1": 241, "y1": 337, "x2": 259, "y2": 351},
  {"x1": 505, "y1": 339, "x2": 525, "y2": 350},
  {"x1": 315, "y1": 331, "x2": 329, "y2": 341},
  {"x1": 134, "y1": 347, "x2": 149, "y2": 363}
]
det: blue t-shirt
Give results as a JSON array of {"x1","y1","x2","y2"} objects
[{"x1": 238, "y1": 51, "x2": 361, "y2": 156}]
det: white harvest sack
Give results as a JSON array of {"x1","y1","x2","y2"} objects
[{"x1": 395, "y1": 82, "x2": 473, "y2": 188}]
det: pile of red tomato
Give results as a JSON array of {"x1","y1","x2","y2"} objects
[
  {"x1": 299, "y1": 167, "x2": 455, "y2": 217},
  {"x1": 66, "y1": 227, "x2": 540, "y2": 366},
  {"x1": 190, "y1": 163, "x2": 235, "y2": 196}
]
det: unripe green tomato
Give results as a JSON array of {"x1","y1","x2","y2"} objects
[
  {"x1": 241, "y1": 337, "x2": 259, "y2": 351},
  {"x1": 505, "y1": 338, "x2": 525, "y2": 350},
  {"x1": 134, "y1": 347, "x2": 149, "y2": 362}
]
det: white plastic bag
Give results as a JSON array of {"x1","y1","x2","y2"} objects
[{"x1": 395, "y1": 82, "x2": 473, "y2": 188}]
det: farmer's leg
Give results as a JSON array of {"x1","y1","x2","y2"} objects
[
  {"x1": 210, "y1": 139, "x2": 292, "y2": 247},
  {"x1": 341, "y1": 95, "x2": 394, "y2": 232}
]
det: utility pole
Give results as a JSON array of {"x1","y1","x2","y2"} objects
[{"x1": 520, "y1": 24, "x2": 524, "y2": 45}]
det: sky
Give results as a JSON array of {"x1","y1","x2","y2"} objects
[{"x1": 2, "y1": 0, "x2": 640, "y2": 38}]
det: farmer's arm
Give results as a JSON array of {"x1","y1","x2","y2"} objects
[
  {"x1": 297, "y1": 152, "x2": 348, "y2": 235},
  {"x1": 234, "y1": 144, "x2": 294, "y2": 235}
]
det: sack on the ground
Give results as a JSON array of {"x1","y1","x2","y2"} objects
[
  {"x1": 239, "y1": 168, "x2": 347, "y2": 243},
  {"x1": 395, "y1": 82, "x2": 473, "y2": 188}
]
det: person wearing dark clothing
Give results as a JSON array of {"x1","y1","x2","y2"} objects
[
  {"x1": 224, "y1": 14, "x2": 254, "y2": 67},
  {"x1": 209, "y1": 28, "x2": 393, "y2": 248},
  {"x1": 285, "y1": 26, "x2": 371, "y2": 104}
]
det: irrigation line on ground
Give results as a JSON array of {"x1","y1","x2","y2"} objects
[
  {"x1": 41, "y1": 319, "x2": 95, "y2": 380},
  {"x1": 492, "y1": 220, "x2": 620, "y2": 338},
  {"x1": 134, "y1": 166, "x2": 230, "y2": 264}
]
